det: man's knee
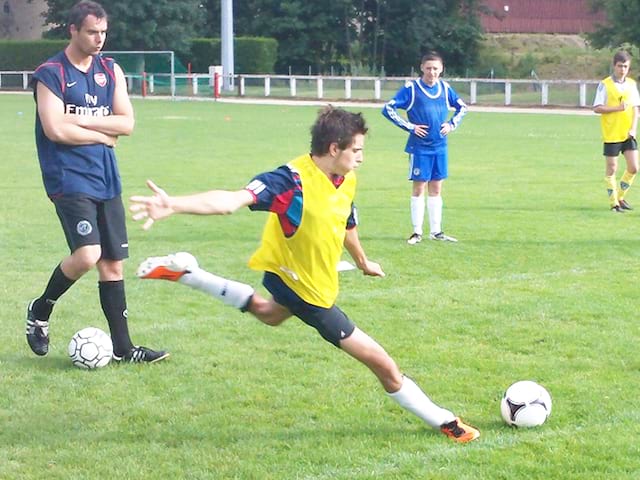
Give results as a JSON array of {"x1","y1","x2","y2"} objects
[
  {"x1": 64, "y1": 245, "x2": 102, "y2": 277},
  {"x1": 97, "y1": 258, "x2": 124, "y2": 281}
]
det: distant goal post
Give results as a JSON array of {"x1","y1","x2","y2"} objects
[{"x1": 102, "y1": 50, "x2": 176, "y2": 98}]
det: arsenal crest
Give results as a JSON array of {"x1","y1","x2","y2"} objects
[{"x1": 94, "y1": 72, "x2": 107, "y2": 87}]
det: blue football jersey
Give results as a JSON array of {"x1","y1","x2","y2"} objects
[
  {"x1": 382, "y1": 78, "x2": 467, "y2": 154},
  {"x1": 32, "y1": 51, "x2": 121, "y2": 200}
]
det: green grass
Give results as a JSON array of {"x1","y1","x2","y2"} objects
[
  {"x1": 479, "y1": 33, "x2": 616, "y2": 80},
  {"x1": 1, "y1": 93, "x2": 639, "y2": 479}
]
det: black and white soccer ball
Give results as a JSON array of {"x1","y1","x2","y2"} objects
[
  {"x1": 68, "y1": 327, "x2": 113, "y2": 369},
  {"x1": 500, "y1": 380, "x2": 552, "y2": 427}
]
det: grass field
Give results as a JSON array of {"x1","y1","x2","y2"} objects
[{"x1": 1, "y1": 93, "x2": 639, "y2": 479}]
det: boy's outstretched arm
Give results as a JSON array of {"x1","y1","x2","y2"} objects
[{"x1": 130, "y1": 179, "x2": 254, "y2": 230}]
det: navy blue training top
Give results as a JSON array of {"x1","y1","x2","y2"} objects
[{"x1": 32, "y1": 51, "x2": 121, "y2": 200}]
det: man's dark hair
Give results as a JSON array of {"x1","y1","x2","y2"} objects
[
  {"x1": 310, "y1": 106, "x2": 368, "y2": 156},
  {"x1": 68, "y1": 0, "x2": 107, "y2": 31},
  {"x1": 613, "y1": 50, "x2": 632, "y2": 65}
]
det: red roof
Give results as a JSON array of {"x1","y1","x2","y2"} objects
[{"x1": 480, "y1": 0, "x2": 607, "y2": 34}]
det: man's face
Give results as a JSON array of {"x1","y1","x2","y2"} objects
[
  {"x1": 613, "y1": 60, "x2": 631, "y2": 81},
  {"x1": 333, "y1": 134, "x2": 365, "y2": 176},
  {"x1": 420, "y1": 59, "x2": 443, "y2": 85},
  {"x1": 71, "y1": 14, "x2": 108, "y2": 55}
]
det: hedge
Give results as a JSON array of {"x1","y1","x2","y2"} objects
[
  {"x1": 0, "y1": 36, "x2": 277, "y2": 74},
  {"x1": 0, "y1": 40, "x2": 67, "y2": 70},
  {"x1": 186, "y1": 37, "x2": 277, "y2": 73}
]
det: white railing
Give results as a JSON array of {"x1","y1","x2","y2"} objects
[
  {"x1": 0, "y1": 71, "x2": 32, "y2": 90},
  {"x1": 1, "y1": 70, "x2": 600, "y2": 108}
]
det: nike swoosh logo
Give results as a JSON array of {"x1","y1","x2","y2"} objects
[{"x1": 66, "y1": 81, "x2": 77, "y2": 87}]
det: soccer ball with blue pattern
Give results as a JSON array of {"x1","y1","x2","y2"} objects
[
  {"x1": 68, "y1": 327, "x2": 113, "y2": 369},
  {"x1": 500, "y1": 380, "x2": 552, "y2": 427}
]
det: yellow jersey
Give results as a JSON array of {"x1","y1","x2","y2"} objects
[
  {"x1": 599, "y1": 76, "x2": 637, "y2": 143},
  {"x1": 248, "y1": 154, "x2": 356, "y2": 308}
]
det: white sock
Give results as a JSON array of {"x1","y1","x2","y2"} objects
[
  {"x1": 179, "y1": 268, "x2": 254, "y2": 310},
  {"x1": 427, "y1": 195, "x2": 443, "y2": 234},
  {"x1": 388, "y1": 376, "x2": 456, "y2": 428},
  {"x1": 410, "y1": 196, "x2": 425, "y2": 235}
]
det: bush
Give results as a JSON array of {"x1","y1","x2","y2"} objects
[
  {"x1": 188, "y1": 38, "x2": 220, "y2": 72},
  {"x1": 0, "y1": 40, "x2": 67, "y2": 70},
  {"x1": 185, "y1": 37, "x2": 277, "y2": 74},
  {"x1": 471, "y1": 47, "x2": 510, "y2": 78},
  {"x1": 514, "y1": 53, "x2": 538, "y2": 78},
  {"x1": 234, "y1": 37, "x2": 277, "y2": 74}
]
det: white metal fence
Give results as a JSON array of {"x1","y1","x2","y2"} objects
[{"x1": 1, "y1": 70, "x2": 600, "y2": 108}]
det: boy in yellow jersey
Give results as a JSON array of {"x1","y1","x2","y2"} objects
[
  {"x1": 593, "y1": 50, "x2": 640, "y2": 212},
  {"x1": 129, "y1": 106, "x2": 479, "y2": 443}
]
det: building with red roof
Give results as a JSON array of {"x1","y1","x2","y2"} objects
[{"x1": 480, "y1": 0, "x2": 607, "y2": 34}]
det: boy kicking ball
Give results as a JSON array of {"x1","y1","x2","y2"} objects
[{"x1": 130, "y1": 107, "x2": 479, "y2": 443}]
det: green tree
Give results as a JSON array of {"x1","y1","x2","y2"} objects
[
  {"x1": 372, "y1": 0, "x2": 482, "y2": 76},
  {"x1": 199, "y1": 0, "x2": 221, "y2": 37},
  {"x1": 223, "y1": 0, "x2": 355, "y2": 75},
  {"x1": 44, "y1": 0, "x2": 204, "y2": 52},
  {"x1": 199, "y1": 0, "x2": 482, "y2": 76},
  {"x1": 587, "y1": 0, "x2": 640, "y2": 49}
]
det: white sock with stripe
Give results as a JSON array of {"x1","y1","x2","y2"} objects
[
  {"x1": 388, "y1": 376, "x2": 455, "y2": 428},
  {"x1": 179, "y1": 268, "x2": 254, "y2": 310},
  {"x1": 410, "y1": 196, "x2": 425, "y2": 235},
  {"x1": 427, "y1": 195, "x2": 443, "y2": 234}
]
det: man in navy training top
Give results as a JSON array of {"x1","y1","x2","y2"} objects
[
  {"x1": 382, "y1": 51, "x2": 467, "y2": 245},
  {"x1": 27, "y1": 0, "x2": 167, "y2": 363}
]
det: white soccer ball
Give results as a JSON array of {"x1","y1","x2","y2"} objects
[
  {"x1": 500, "y1": 380, "x2": 552, "y2": 427},
  {"x1": 68, "y1": 327, "x2": 113, "y2": 369}
]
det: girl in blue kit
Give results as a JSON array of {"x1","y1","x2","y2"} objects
[{"x1": 382, "y1": 52, "x2": 467, "y2": 245}]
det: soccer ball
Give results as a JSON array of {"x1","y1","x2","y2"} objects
[
  {"x1": 500, "y1": 380, "x2": 552, "y2": 427},
  {"x1": 68, "y1": 327, "x2": 113, "y2": 369}
]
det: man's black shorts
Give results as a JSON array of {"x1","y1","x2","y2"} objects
[
  {"x1": 53, "y1": 195, "x2": 129, "y2": 260},
  {"x1": 263, "y1": 271, "x2": 356, "y2": 347},
  {"x1": 603, "y1": 137, "x2": 638, "y2": 156}
]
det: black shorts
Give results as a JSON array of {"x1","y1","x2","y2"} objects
[
  {"x1": 53, "y1": 195, "x2": 129, "y2": 260},
  {"x1": 263, "y1": 272, "x2": 356, "y2": 347},
  {"x1": 603, "y1": 137, "x2": 638, "y2": 156}
]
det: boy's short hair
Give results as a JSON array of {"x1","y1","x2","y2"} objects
[
  {"x1": 421, "y1": 51, "x2": 444, "y2": 65},
  {"x1": 310, "y1": 106, "x2": 368, "y2": 156},
  {"x1": 613, "y1": 50, "x2": 632, "y2": 65}
]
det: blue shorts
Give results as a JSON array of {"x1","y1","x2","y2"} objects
[
  {"x1": 408, "y1": 152, "x2": 448, "y2": 181},
  {"x1": 262, "y1": 272, "x2": 355, "y2": 347}
]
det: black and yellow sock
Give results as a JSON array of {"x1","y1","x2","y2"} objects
[
  {"x1": 605, "y1": 175, "x2": 618, "y2": 207},
  {"x1": 618, "y1": 170, "x2": 636, "y2": 201}
]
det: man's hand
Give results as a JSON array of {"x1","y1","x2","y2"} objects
[
  {"x1": 104, "y1": 134, "x2": 118, "y2": 147},
  {"x1": 129, "y1": 179, "x2": 173, "y2": 230}
]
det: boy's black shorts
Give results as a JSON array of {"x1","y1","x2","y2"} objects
[
  {"x1": 263, "y1": 271, "x2": 356, "y2": 347},
  {"x1": 603, "y1": 137, "x2": 638, "y2": 156}
]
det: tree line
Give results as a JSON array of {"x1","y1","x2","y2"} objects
[{"x1": 43, "y1": 0, "x2": 624, "y2": 76}]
